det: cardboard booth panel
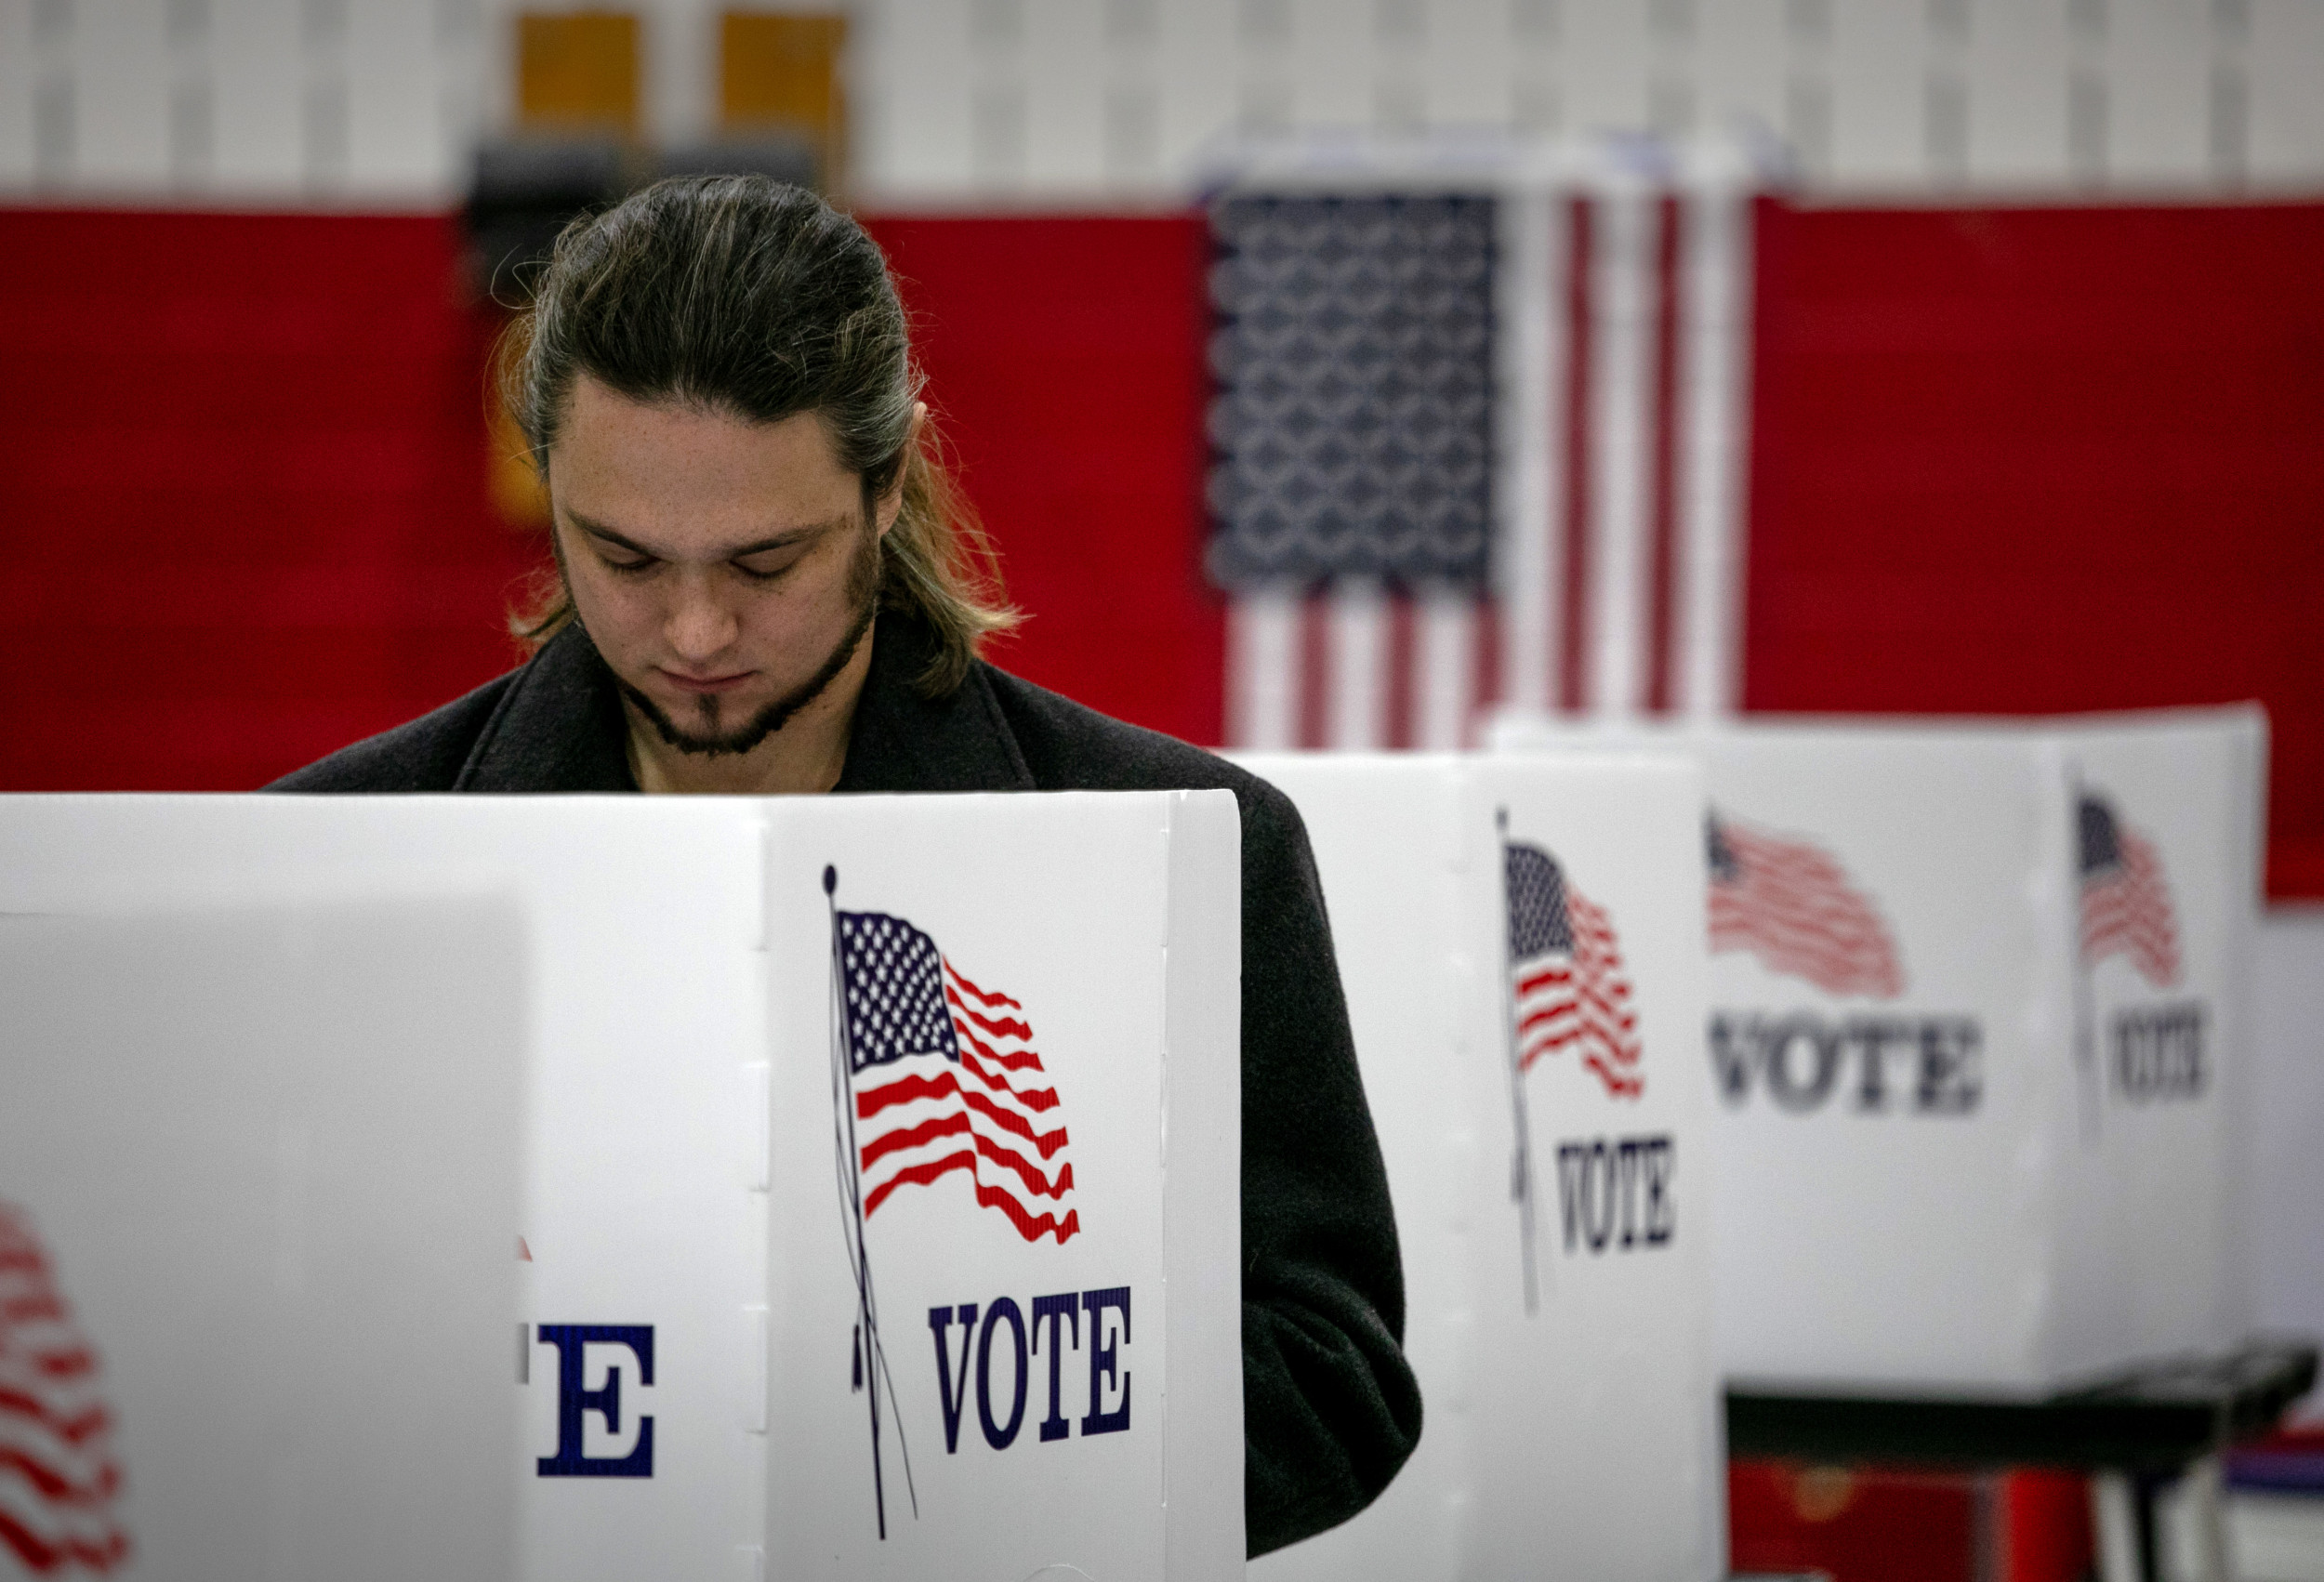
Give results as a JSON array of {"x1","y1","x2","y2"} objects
[
  {"x1": 0, "y1": 899, "x2": 528, "y2": 1582},
  {"x1": 1490, "y1": 710, "x2": 2261, "y2": 1392},
  {"x1": 1235, "y1": 753, "x2": 1724, "y2": 1582},
  {"x1": 2055, "y1": 716, "x2": 2261, "y2": 1367},
  {"x1": 0, "y1": 789, "x2": 1244, "y2": 1582},
  {"x1": 0, "y1": 794, "x2": 778, "y2": 1582},
  {"x1": 759, "y1": 791, "x2": 1242, "y2": 1582}
]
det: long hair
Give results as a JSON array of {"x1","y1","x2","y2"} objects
[{"x1": 500, "y1": 176, "x2": 1017, "y2": 696}]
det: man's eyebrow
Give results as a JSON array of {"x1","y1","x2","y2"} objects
[{"x1": 566, "y1": 509, "x2": 852, "y2": 560}]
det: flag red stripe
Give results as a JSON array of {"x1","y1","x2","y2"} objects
[
  {"x1": 862, "y1": 1150, "x2": 977, "y2": 1218},
  {"x1": 957, "y1": 1045, "x2": 1060, "y2": 1113},
  {"x1": 1516, "y1": 965, "x2": 1574, "y2": 996},
  {"x1": 857, "y1": 1069, "x2": 960, "y2": 1119},
  {"x1": 0, "y1": 1388, "x2": 110, "y2": 1446},
  {"x1": 0, "y1": 1297, "x2": 62, "y2": 1325},
  {"x1": 970, "y1": 1132, "x2": 1075, "y2": 1201},
  {"x1": 0, "y1": 1505, "x2": 128, "y2": 1575},
  {"x1": 859, "y1": 1110, "x2": 971, "y2": 1170},
  {"x1": 0, "y1": 1446, "x2": 117, "y2": 1506},
  {"x1": 944, "y1": 983, "x2": 1034, "y2": 1043},
  {"x1": 970, "y1": 1180, "x2": 1081, "y2": 1246},
  {"x1": 957, "y1": 1087, "x2": 1070, "y2": 1159},
  {"x1": 1298, "y1": 587, "x2": 1330, "y2": 749},
  {"x1": 1643, "y1": 191, "x2": 1684, "y2": 715},
  {"x1": 1557, "y1": 193, "x2": 1594, "y2": 712},
  {"x1": 949, "y1": 1020, "x2": 1044, "y2": 1071},
  {"x1": 942, "y1": 963, "x2": 1022, "y2": 1012},
  {"x1": 1584, "y1": 1049, "x2": 1644, "y2": 1097}
]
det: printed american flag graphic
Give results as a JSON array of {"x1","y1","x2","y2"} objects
[
  {"x1": 1707, "y1": 812, "x2": 1905, "y2": 998},
  {"x1": 0, "y1": 1204, "x2": 127, "y2": 1575},
  {"x1": 1504, "y1": 841, "x2": 1644, "y2": 1100},
  {"x1": 2079, "y1": 795, "x2": 2181, "y2": 988},
  {"x1": 837, "y1": 912, "x2": 1081, "y2": 1245}
]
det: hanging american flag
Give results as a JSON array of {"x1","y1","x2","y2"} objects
[
  {"x1": 2079, "y1": 795, "x2": 2181, "y2": 988},
  {"x1": 836, "y1": 911, "x2": 1080, "y2": 1246},
  {"x1": 1707, "y1": 811, "x2": 1906, "y2": 998},
  {"x1": 1504, "y1": 840, "x2": 1644, "y2": 1100},
  {"x1": 1208, "y1": 157, "x2": 1759, "y2": 752},
  {"x1": 0, "y1": 1204, "x2": 128, "y2": 1575}
]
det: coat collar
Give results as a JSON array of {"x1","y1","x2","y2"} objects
[
  {"x1": 453, "y1": 614, "x2": 1034, "y2": 796},
  {"x1": 453, "y1": 621, "x2": 637, "y2": 793},
  {"x1": 833, "y1": 613, "x2": 1036, "y2": 795}
]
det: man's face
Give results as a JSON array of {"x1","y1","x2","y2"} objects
[{"x1": 546, "y1": 375, "x2": 894, "y2": 758}]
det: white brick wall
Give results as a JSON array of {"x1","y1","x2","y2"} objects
[{"x1": 1, "y1": 0, "x2": 2318, "y2": 204}]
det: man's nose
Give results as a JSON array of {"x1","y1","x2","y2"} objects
[{"x1": 665, "y1": 574, "x2": 739, "y2": 664}]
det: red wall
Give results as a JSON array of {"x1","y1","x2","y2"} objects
[
  {"x1": 3, "y1": 201, "x2": 2317, "y2": 899},
  {"x1": 867, "y1": 215, "x2": 1222, "y2": 748},
  {"x1": 0, "y1": 210, "x2": 535, "y2": 791},
  {"x1": 1745, "y1": 198, "x2": 2324, "y2": 898}
]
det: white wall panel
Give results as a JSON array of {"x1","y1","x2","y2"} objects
[
  {"x1": 1560, "y1": 0, "x2": 1652, "y2": 140},
  {"x1": 210, "y1": 0, "x2": 303, "y2": 191},
  {"x1": 0, "y1": 3, "x2": 35, "y2": 185},
  {"x1": 346, "y1": 0, "x2": 447, "y2": 195},
  {"x1": 1967, "y1": 0, "x2": 2078, "y2": 186},
  {"x1": 73, "y1": 0, "x2": 173, "y2": 190},
  {"x1": 2106, "y1": 0, "x2": 2212, "y2": 186},
  {"x1": 1285, "y1": 0, "x2": 1371, "y2": 129},
  {"x1": 2, "y1": 1, "x2": 2320, "y2": 212},
  {"x1": 2251, "y1": 0, "x2": 2324, "y2": 184},
  {"x1": 859, "y1": 0, "x2": 977, "y2": 194},
  {"x1": 1828, "y1": 0, "x2": 1935, "y2": 186},
  {"x1": 1695, "y1": 0, "x2": 1789, "y2": 151},
  {"x1": 1021, "y1": 0, "x2": 1107, "y2": 191},
  {"x1": 1152, "y1": 0, "x2": 1236, "y2": 184}
]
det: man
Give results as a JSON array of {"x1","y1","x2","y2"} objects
[{"x1": 272, "y1": 176, "x2": 1420, "y2": 1555}]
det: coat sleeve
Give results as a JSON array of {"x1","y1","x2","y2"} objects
[{"x1": 1235, "y1": 781, "x2": 1424, "y2": 1557}]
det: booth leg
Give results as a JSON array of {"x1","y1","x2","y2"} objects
[
  {"x1": 2092, "y1": 1470, "x2": 2151, "y2": 1582},
  {"x1": 2181, "y1": 1456, "x2": 2232, "y2": 1582}
]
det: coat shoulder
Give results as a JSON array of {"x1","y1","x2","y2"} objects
[{"x1": 265, "y1": 669, "x2": 521, "y2": 792}]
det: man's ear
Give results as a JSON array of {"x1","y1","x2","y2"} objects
[{"x1": 873, "y1": 403, "x2": 928, "y2": 542}]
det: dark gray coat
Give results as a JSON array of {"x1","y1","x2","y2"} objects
[{"x1": 271, "y1": 615, "x2": 1421, "y2": 1556}]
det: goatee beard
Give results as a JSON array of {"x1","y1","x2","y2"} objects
[{"x1": 612, "y1": 526, "x2": 881, "y2": 760}]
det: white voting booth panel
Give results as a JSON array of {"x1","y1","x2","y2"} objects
[
  {"x1": 0, "y1": 897, "x2": 528, "y2": 1582},
  {"x1": 1235, "y1": 754, "x2": 1724, "y2": 1582},
  {"x1": 1491, "y1": 711, "x2": 2260, "y2": 1392},
  {"x1": 0, "y1": 791, "x2": 1242, "y2": 1582}
]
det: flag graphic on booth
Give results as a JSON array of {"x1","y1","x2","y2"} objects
[
  {"x1": 1707, "y1": 811, "x2": 1906, "y2": 998},
  {"x1": 1497, "y1": 817, "x2": 1643, "y2": 1313},
  {"x1": 2078, "y1": 795, "x2": 2180, "y2": 988},
  {"x1": 0, "y1": 1204, "x2": 129, "y2": 1575},
  {"x1": 822, "y1": 868, "x2": 1082, "y2": 1540},
  {"x1": 835, "y1": 911, "x2": 1081, "y2": 1246},
  {"x1": 1503, "y1": 836, "x2": 1644, "y2": 1101}
]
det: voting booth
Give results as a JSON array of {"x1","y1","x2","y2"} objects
[
  {"x1": 1491, "y1": 710, "x2": 2262, "y2": 1392},
  {"x1": 0, "y1": 897, "x2": 528, "y2": 1581},
  {"x1": 1235, "y1": 754, "x2": 1725, "y2": 1582},
  {"x1": 0, "y1": 791, "x2": 1243, "y2": 1582}
]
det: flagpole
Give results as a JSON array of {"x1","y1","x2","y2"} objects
[
  {"x1": 1499, "y1": 809, "x2": 1541, "y2": 1314},
  {"x1": 825, "y1": 866, "x2": 889, "y2": 1539}
]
